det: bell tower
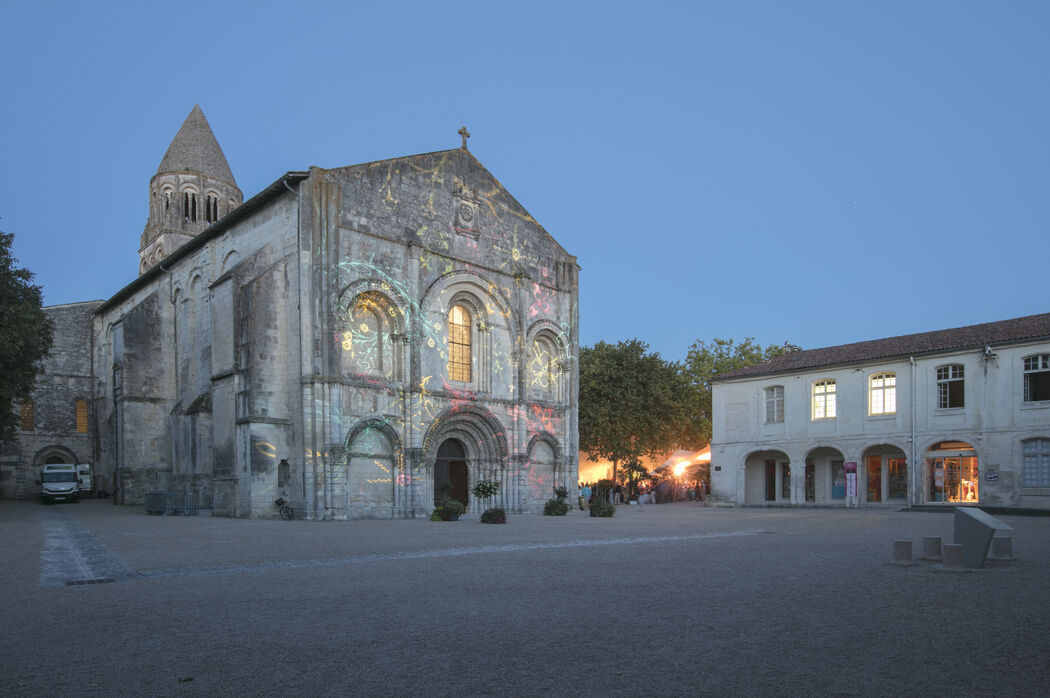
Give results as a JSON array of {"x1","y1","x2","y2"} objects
[{"x1": 139, "y1": 105, "x2": 243, "y2": 274}]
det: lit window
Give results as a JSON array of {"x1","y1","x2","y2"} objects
[
  {"x1": 937, "y1": 365, "x2": 964, "y2": 408},
  {"x1": 869, "y1": 372, "x2": 896, "y2": 415},
  {"x1": 75, "y1": 399, "x2": 88, "y2": 434},
  {"x1": 812, "y1": 380, "x2": 836, "y2": 420},
  {"x1": 20, "y1": 401, "x2": 34, "y2": 431},
  {"x1": 448, "y1": 305, "x2": 471, "y2": 382},
  {"x1": 1023, "y1": 355, "x2": 1050, "y2": 402},
  {"x1": 764, "y1": 386, "x2": 784, "y2": 423},
  {"x1": 1023, "y1": 438, "x2": 1050, "y2": 487}
]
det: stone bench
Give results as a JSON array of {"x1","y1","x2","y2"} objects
[{"x1": 954, "y1": 507, "x2": 1013, "y2": 569}]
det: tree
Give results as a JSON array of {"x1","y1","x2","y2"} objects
[
  {"x1": 682, "y1": 337, "x2": 798, "y2": 445},
  {"x1": 579, "y1": 339, "x2": 697, "y2": 481},
  {"x1": 0, "y1": 230, "x2": 53, "y2": 442}
]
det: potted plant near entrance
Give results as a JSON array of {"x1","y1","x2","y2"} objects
[
  {"x1": 439, "y1": 498, "x2": 465, "y2": 521},
  {"x1": 432, "y1": 483, "x2": 466, "y2": 521},
  {"x1": 472, "y1": 478, "x2": 505, "y2": 524}
]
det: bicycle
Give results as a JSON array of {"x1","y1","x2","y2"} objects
[{"x1": 274, "y1": 497, "x2": 294, "y2": 521}]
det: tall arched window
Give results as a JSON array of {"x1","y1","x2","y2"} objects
[
  {"x1": 75, "y1": 399, "x2": 88, "y2": 433},
  {"x1": 448, "y1": 305, "x2": 472, "y2": 382},
  {"x1": 20, "y1": 400, "x2": 34, "y2": 431},
  {"x1": 183, "y1": 191, "x2": 198, "y2": 222},
  {"x1": 205, "y1": 194, "x2": 219, "y2": 223}
]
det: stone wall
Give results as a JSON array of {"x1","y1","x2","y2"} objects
[{"x1": 0, "y1": 301, "x2": 101, "y2": 499}]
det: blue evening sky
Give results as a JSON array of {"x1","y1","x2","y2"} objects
[{"x1": 2, "y1": 1, "x2": 1046, "y2": 361}]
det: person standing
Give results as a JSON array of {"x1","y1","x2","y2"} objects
[{"x1": 581, "y1": 482, "x2": 591, "y2": 510}]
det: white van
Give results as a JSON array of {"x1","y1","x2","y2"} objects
[
  {"x1": 76, "y1": 463, "x2": 92, "y2": 493},
  {"x1": 39, "y1": 464, "x2": 80, "y2": 503}
]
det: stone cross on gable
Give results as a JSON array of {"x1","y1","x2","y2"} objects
[{"x1": 458, "y1": 126, "x2": 471, "y2": 150}]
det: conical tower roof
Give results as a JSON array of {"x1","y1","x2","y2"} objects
[{"x1": 156, "y1": 105, "x2": 237, "y2": 186}]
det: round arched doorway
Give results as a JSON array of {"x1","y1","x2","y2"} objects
[{"x1": 434, "y1": 438, "x2": 469, "y2": 509}]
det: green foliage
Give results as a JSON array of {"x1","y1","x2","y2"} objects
[
  {"x1": 579, "y1": 339, "x2": 696, "y2": 478},
  {"x1": 471, "y1": 479, "x2": 501, "y2": 499},
  {"x1": 682, "y1": 337, "x2": 796, "y2": 445},
  {"x1": 0, "y1": 230, "x2": 53, "y2": 442},
  {"x1": 480, "y1": 507, "x2": 507, "y2": 523},
  {"x1": 592, "y1": 479, "x2": 615, "y2": 502},
  {"x1": 552, "y1": 485, "x2": 569, "y2": 501},
  {"x1": 543, "y1": 498, "x2": 569, "y2": 516},
  {"x1": 589, "y1": 499, "x2": 615, "y2": 517},
  {"x1": 622, "y1": 460, "x2": 650, "y2": 499},
  {"x1": 441, "y1": 499, "x2": 465, "y2": 516},
  {"x1": 430, "y1": 511, "x2": 443, "y2": 522}
]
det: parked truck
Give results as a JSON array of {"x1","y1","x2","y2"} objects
[
  {"x1": 76, "y1": 463, "x2": 92, "y2": 493},
  {"x1": 38, "y1": 464, "x2": 80, "y2": 503}
]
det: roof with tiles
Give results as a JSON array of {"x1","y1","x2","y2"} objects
[
  {"x1": 156, "y1": 105, "x2": 237, "y2": 186},
  {"x1": 714, "y1": 312, "x2": 1050, "y2": 382}
]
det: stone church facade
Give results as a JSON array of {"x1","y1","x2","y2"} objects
[{"x1": 3, "y1": 107, "x2": 580, "y2": 519}]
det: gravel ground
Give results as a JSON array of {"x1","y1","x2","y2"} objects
[{"x1": 2, "y1": 498, "x2": 1048, "y2": 697}]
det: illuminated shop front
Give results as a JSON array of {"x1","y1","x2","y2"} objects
[{"x1": 925, "y1": 441, "x2": 979, "y2": 503}]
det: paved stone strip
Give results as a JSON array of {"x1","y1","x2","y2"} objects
[
  {"x1": 134, "y1": 530, "x2": 764, "y2": 581},
  {"x1": 39, "y1": 509, "x2": 137, "y2": 587}
]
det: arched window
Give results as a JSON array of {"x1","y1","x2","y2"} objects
[
  {"x1": 183, "y1": 191, "x2": 198, "y2": 222},
  {"x1": 869, "y1": 372, "x2": 896, "y2": 415},
  {"x1": 448, "y1": 305, "x2": 471, "y2": 382},
  {"x1": 20, "y1": 400, "x2": 34, "y2": 431},
  {"x1": 344, "y1": 301, "x2": 383, "y2": 375},
  {"x1": 528, "y1": 335, "x2": 557, "y2": 395},
  {"x1": 75, "y1": 399, "x2": 88, "y2": 433},
  {"x1": 205, "y1": 194, "x2": 219, "y2": 223}
]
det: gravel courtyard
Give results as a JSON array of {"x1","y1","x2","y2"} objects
[{"x1": 2, "y1": 499, "x2": 1048, "y2": 697}]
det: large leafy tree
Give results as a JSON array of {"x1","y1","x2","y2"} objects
[
  {"x1": 579, "y1": 339, "x2": 698, "y2": 480},
  {"x1": 0, "y1": 230, "x2": 53, "y2": 442},
  {"x1": 682, "y1": 337, "x2": 798, "y2": 445}
]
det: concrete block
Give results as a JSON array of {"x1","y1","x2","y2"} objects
[
  {"x1": 989, "y1": 536, "x2": 1015, "y2": 561},
  {"x1": 954, "y1": 507, "x2": 1013, "y2": 569},
  {"x1": 922, "y1": 536, "x2": 942, "y2": 561},
  {"x1": 891, "y1": 540, "x2": 914, "y2": 565},
  {"x1": 942, "y1": 543, "x2": 965, "y2": 569}
]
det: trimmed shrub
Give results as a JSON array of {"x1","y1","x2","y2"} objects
[
  {"x1": 543, "y1": 498, "x2": 569, "y2": 516},
  {"x1": 589, "y1": 499, "x2": 615, "y2": 517},
  {"x1": 480, "y1": 507, "x2": 507, "y2": 524}
]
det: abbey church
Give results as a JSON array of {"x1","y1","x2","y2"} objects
[{"x1": 1, "y1": 106, "x2": 580, "y2": 519}]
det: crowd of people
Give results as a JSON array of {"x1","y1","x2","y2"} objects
[{"x1": 576, "y1": 479, "x2": 707, "y2": 510}]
